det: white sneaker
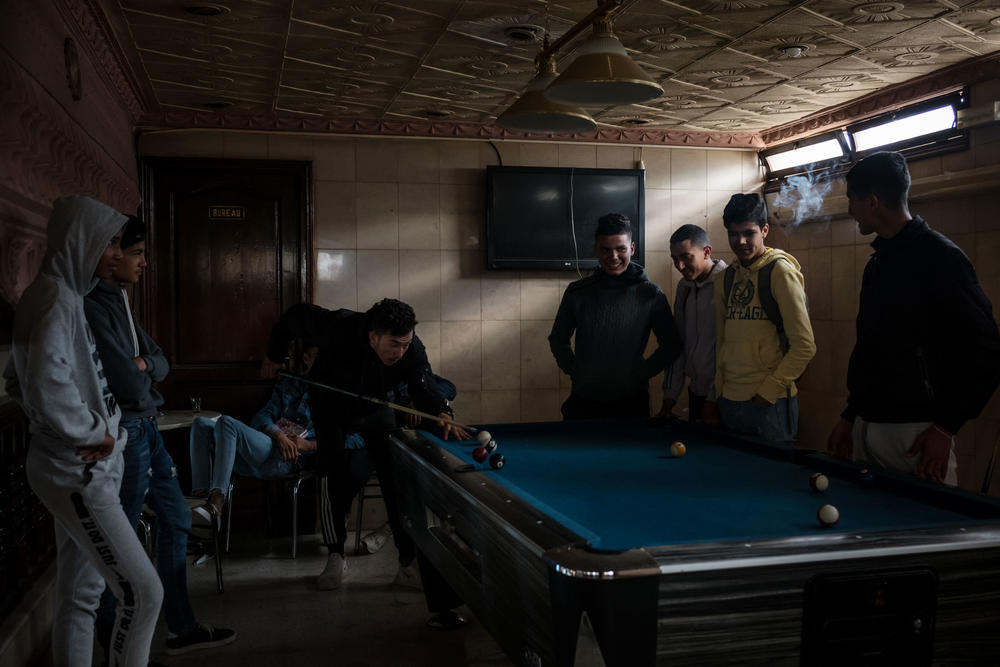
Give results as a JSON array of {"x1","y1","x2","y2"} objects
[
  {"x1": 361, "y1": 523, "x2": 392, "y2": 554},
  {"x1": 393, "y1": 561, "x2": 422, "y2": 590},
  {"x1": 317, "y1": 553, "x2": 346, "y2": 590}
]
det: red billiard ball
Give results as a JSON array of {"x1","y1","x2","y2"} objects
[
  {"x1": 472, "y1": 446, "x2": 488, "y2": 463},
  {"x1": 489, "y1": 452, "x2": 505, "y2": 470}
]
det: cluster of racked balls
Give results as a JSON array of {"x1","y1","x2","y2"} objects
[{"x1": 473, "y1": 430, "x2": 505, "y2": 469}]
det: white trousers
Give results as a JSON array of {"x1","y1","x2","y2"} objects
[{"x1": 852, "y1": 418, "x2": 958, "y2": 486}]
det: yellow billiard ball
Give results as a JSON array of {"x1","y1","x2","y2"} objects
[{"x1": 670, "y1": 441, "x2": 686, "y2": 457}]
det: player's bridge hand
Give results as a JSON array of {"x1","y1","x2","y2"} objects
[{"x1": 439, "y1": 416, "x2": 469, "y2": 441}]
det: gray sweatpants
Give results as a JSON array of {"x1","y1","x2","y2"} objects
[
  {"x1": 852, "y1": 418, "x2": 959, "y2": 486},
  {"x1": 26, "y1": 443, "x2": 163, "y2": 667}
]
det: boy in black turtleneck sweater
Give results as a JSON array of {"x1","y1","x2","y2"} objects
[
  {"x1": 827, "y1": 151, "x2": 1000, "y2": 485},
  {"x1": 549, "y1": 213, "x2": 682, "y2": 420}
]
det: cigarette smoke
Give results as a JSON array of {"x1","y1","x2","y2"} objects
[{"x1": 771, "y1": 167, "x2": 834, "y2": 228}]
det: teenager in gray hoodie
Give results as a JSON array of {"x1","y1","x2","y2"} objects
[
  {"x1": 3, "y1": 196, "x2": 163, "y2": 667},
  {"x1": 658, "y1": 224, "x2": 726, "y2": 423},
  {"x1": 549, "y1": 213, "x2": 681, "y2": 419}
]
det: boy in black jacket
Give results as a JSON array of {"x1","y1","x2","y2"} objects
[
  {"x1": 263, "y1": 299, "x2": 468, "y2": 598},
  {"x1": 827, "y1": 151, "x2": 1000, "y2": 484}
]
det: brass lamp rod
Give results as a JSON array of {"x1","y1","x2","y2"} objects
[{"x1": 535, "y1": 0, "x2": 623, "y2": 66}]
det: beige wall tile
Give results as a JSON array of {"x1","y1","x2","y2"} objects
[
  {"x1": 831, "y1": 219, "x2": 856, "y2": 246},
  {"x1": 483, "y1": 321, "x2": 521, "y2": 390},
  {"x1": 486, "y1": 141, "x2": 520, "y2": 167},
  {"x1": 908, "y1": 155, "x2": 942, "y2": 180},
  {"x1": 643, "y1": 147, "x2": 670, "y2": 189},
  {"x1": 417, "y1": 320, "x2": 441, "y2": 371},
  {"x1": 314, "y1": 181, "x2": 356, "y2": 249},
  {"x1": 398, "y1": 141, "x2": 440, "y2": 184},
  {"x1": 441, "y1": 250, "x2": 482, "y2": 320},
  {"x1": 314, "y1": 138, "x2": 356, "y2": 181},
  {"x1": 671, "y1": 190, "x2": 707, "y2": 235},
  {"x1": 644, "y1": 251, "x2": 673, "y2": 297},
  {"x1": 597, "y1": 145, "x2": 637, "y2": 169},
  {"x1": 521, "y1": 278, "x2": 561, "y2": 320},
  {"x1": 399, "y1": 250, "x2": 442, "y2": 321},
  {"x1": 440, "y1": 321, "x2": 482, "y2": 390},
  {"x1": 440, "y1": 141, "x2": 480, "y2": 184},
  {"x1": 222, "y1": 132, "x2": 268, "y2": 159},
  {"x1": 480, "y1": 390, "x2": 521, "y2": 423},
  {"x1": 706, "y1": 150, "x2": 743, "y2": 191},
  {"x1": 672, "y1": 149, "x2": 707, "y2": 190},
  {"x1": 520, "y1": 142, "x2": 558, "y2": 167},
  {"x1": 645, "y1": 188, "x2": 671, "y2": 251},
  {"x1": 558, "y1": 143, "x2": 597, "y2": 168},
  {"x1": 521, "y1": 320, "x2": 559, "y2": 389},
  {"x1": 314, "y1": 250, "x2": 357, "y2": 311},
  {"x1": 356, "y1": 182, "x2": 398, "y2": 249},
  {"x1": 805, "y1": 247, "x2": 832, "y2": 320},
  {"x1": 705, "y1": 190, "x2": 732, "y2": 247},
  {"x1": 520, "y1": 389, "x2": 561, "y2": 422},
  {"x1": 831, "y1": 246, "x2": 856, "y2": 321},
  {"x1": 140, "y1": 131, "x2": 223, "y2": 157},
  {"x1": 482, "y1": 275, "x2": 521, "y2": 320},
  {"x1": 356, "y1": 250, "x2": 399, "y2": 308},
  {"x1": 450, "y1": 389, "x2": 482, "y2": 424},
  {"x1": 441, "y1": 182, "x2": 484, "y2": 249},
  {"x1": 398, "y1": 183, "x2": 440, "y2": 250},
  {"x1": 356, "y1": 140, "x2": 399, "y2": 183},
  {"x1": 267, "y1": 135, "x2": 313, "y2": 160},
  {"x1": 741, "y1": 152, "x2": 765, "y2": 191}
]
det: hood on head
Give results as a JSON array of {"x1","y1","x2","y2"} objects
[{"x1": 42, "y1": 196, "x2": 126, "y2": 296}]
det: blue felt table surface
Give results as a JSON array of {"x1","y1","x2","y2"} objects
[{"x1": 420, "y1": 420, "x2": 987, "y2": 551}]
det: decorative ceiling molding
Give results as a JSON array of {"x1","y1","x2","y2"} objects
[
  {"x1": 57, "y1": 0, "x2": 149, "y2": 119},
  {"x1": 759, "y1": 51, "x2": 1000, "y2": 147},
  {"x1": 101, "y1": 0, "x2": 1000, "y2": 141},
  {"x1": 135, "y1": 110, "x2": 765, "y2": 148}
]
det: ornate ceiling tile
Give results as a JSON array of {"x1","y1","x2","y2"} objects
[{"x1": 809, "y1": 0, "x2": 951, "y2": 25}]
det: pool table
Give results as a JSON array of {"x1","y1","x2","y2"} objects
[{"x1": 389, "y1": 419, "x2": 1000, "y2": 667}]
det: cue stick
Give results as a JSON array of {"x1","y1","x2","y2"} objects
[
  {"x1": 982, "y1": 431, "x2": 1000, "y2": 495},
  {"x1": 277, "y1": 371, "x2": 478, "y2": 434}
]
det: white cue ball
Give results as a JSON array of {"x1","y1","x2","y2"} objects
[
  {"x1": 477, "y1": 430, "x2": 492, "y2": 446},
  {"x1": 817, "y1": 504, "x2": 840, "y2": 527},
  {"x1": 809, "y1": 472, "x2": 829, "y2": 492}
]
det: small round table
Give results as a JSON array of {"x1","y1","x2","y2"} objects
[{"x1": 157, "y1": 410, "x2": 221, "y2": 431}]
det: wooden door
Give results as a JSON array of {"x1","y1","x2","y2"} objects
[{"x1": 141, "y1": 158, "x2": 311, "y2": 423}]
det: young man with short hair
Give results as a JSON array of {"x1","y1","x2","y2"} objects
[
  {"x1": 262, "y1": 299, "x2": 468, "y2": 604},
  {"x1": 658, "y1": 224, "x2": 726, "y2": 423},
  {"x1": 4, "y1": 196, "x2": 163, "y2": 667},
  {"x1": 827, "y1": 151, "x2": 1000, "y2": 484},
  {"x1": 85, "y1": 216, "x2": 236, "y2": 657},
  {"x1": 714, "y1": 194, "x2": 816, "y2": 444},
  {"x1": 549, "y1": 213, "x2": 681, "y2": 420}
]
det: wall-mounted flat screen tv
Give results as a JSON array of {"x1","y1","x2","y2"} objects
[{"x1": 485, "y1": 166, "x2": 645, "y2": 271}]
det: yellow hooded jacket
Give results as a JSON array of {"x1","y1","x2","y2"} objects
[{"x1": 713, "y1": 247, "x2": 816, "y2": 403}]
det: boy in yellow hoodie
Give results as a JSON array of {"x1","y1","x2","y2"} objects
[{"x1": 714, "y1": 193, "x2": 816, "y2": 444}]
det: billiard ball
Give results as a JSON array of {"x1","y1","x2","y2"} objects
[
  {"x1": 817, "y1": 504, "x2": 840, "y2": 527},
  {"x1": 484, "y1": 439, "x2": 498, "y2": 454},
  {"x1": 858, "y1": 468, "x2": 875, "y2": 486},
  {"x1": 809, "y1": 472, "x2": 829, "y2": 492},
  {"x1": 472, "y1": 447, "x2": 488, "y2": 463},
  {"x1": 489, "y1": 452, "x2": 506, "y2": 470},
  {"x1": 670, "y1": 441, "x2": 686, "y2": 457},
  {"x1": 477, "y1": 430, "x2": 492, "y2": 446}
]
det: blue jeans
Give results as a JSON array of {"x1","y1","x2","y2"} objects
[
  {"x1": 718, "y1": 396, "x2": 798, "y2": 445},
  {"x1": 190, "y1": 416, "x2": 303, "y2": 492},
  {"x1": 97, "y1": 417, "x2": 196, "y2": 649}
]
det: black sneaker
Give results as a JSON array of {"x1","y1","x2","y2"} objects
[{"x1": 165, "y1": 623, "x2": 237, "y2": 655}]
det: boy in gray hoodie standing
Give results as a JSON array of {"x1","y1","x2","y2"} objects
[
  {"x1": 658, "y1": 224, "x2": 726, "y2": 423},
  {"x1": 3, "y1": 196, "x2": 163, "y2": 667}
]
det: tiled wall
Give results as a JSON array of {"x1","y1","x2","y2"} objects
[{"x1": 139, "y1": 131, "x2": 763, "y2": 426}]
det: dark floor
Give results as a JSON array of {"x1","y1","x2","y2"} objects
[{"x1": 142, "y1": 531, "x2": 514, "y2": 667}]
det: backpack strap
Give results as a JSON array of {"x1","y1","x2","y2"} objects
[
  {"x1": 723, "y1": 264, "x2": 736, "y2": 308},
  {"x1": 757, "y1": 258, "x2": 788, "y2": 354}
]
